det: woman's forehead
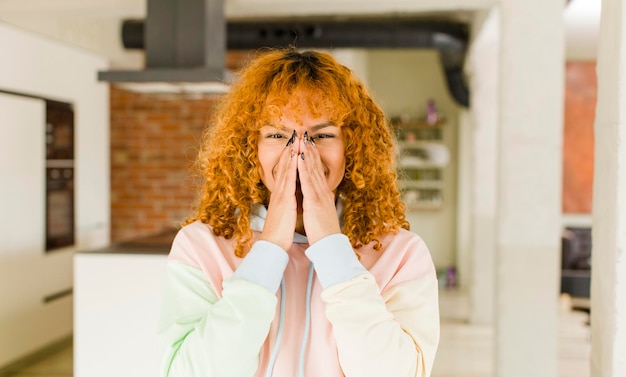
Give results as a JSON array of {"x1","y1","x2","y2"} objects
[
  {"x1": 257, "y1": 87, "x2": 349, "y2": 130},
  {"x1": 263, "y1": 96, "x2": 327, "y2": 123}
]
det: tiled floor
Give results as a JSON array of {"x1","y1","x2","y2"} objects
[
  {"x1": 433, "y1": 307, "x2": 591, "y2": 377},
  {"x1": 4, "y1": 302, "x2": 590, "y2": 377}
]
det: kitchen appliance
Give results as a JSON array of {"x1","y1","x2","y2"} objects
[{"x1": 45, "y1": 100, "x2": 75, "y2": 251}]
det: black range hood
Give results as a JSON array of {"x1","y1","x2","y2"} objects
[
  {"x1": 100, "y1": 0, "x2": 470, "y2": 106},
  {"x1": 98, "y1": 0, "x2": 230, "y2": 93}
]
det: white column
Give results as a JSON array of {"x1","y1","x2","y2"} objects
[
  {"x1": 591, "y1": 1, "x2": 626, "y2": 376},
  {"x1": 465, "y1": 8, "x2": 500, "y2": 325},
  {"x1": 496, "y1": 1, "x2": 564, "y2": 376}
]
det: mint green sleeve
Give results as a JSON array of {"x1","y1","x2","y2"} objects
[{"x1": 157, "y1": 262, "x2": 277, "y2": 377}]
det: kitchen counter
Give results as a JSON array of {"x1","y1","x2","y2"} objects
[
  {"x1": 74, "y1": 231, "x2": 175, "y2": 377},
  {"x1": 79, "y1": 229, "x2": 178, "y2": 255}
]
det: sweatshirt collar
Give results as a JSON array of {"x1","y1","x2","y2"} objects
[{"x1": 249, "y1": 199, "x2": 344, "y2": 245}]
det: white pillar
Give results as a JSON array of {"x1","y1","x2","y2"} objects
[
  {"x1": 496, "y1": 1, "x2": 564, "y2": 376},
  {"x1": 591, "y1": 1, "x2": 626, "y2": 376},
  {"x1": 465, "y1": 8, "x2": 500, "y2": 325}
]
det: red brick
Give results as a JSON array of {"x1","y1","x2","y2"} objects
[
  {"x1": 110, "y1": 85, "x2": 219, "y2": 241},
  {"x1": 563, "y1": 62, "x2": 596, "y2": 214}
]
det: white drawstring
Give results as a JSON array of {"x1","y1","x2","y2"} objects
[
  {"x1": 265, "y1": 278, "x2": 286, "y2": 377},
  {"x1": 298, "y1": 263, "x2": 315, "y2": 377}
]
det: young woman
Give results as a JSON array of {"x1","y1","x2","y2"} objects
[{"x1": 158, "y1": 49, "x2": 440, "y2": 377}]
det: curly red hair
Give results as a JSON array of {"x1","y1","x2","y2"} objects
[{"x1": 186, "y1": 48, "x2": 409, "y2": 257}]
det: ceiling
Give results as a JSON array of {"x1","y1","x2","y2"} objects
[{"x1": 0, "y1": 0, "x2": 601, "y2": 68}]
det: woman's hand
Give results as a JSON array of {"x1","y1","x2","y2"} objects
[
  {"x1": 297, "y1": 134, "x2": 342, "y2": 245},
  {"x1": 259, "y1": 132, "x2": 299, "y2": 250}
]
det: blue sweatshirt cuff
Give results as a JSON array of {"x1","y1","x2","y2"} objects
[
  {"x1": 231, "y1": 240, "x2": 288, "y2": 293},
  {"x1": 304, "y1": 234, "x2": 368, "y2": 289}
]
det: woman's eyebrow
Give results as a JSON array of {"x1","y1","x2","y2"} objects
[
  {"x1": 262, "y1": 122, "x2": 336, "y2": 132},
  {"x1": 262, "y1": 124, "x2": 289, "y2": 132},
  {"x1": 310, "y1": 122, "x2": 336, "y2": 131}
]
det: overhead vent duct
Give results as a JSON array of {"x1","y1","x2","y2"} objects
[
  {"x1": 98, "y1": 0, "x2": 230, "y2": 94},
  {"x1": 224, "y1": 19, "x2": 470, "y2": 106},
  {"x1": 117, "y1": 17, "x2": 470, "y2": 106}
]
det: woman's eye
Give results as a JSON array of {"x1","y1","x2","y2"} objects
[
  {"x1": 311, "y1": 134, "x2": 334, "y2": 142},
  {"x1": 266, "y1": 134, "x2": 285, "y2": 139}
]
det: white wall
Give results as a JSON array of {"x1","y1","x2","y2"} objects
[
  {"x1": 366, "y1": 49, "x2": 459, "y2": 270},
  {"x1": 0, "y1": 16, "x2": 144, "y2": 69},
  {"x1": 564, "y1": 0, "x2": 602, "y2": 61},
  {"x1": 0, "y1": 22, "x2": 109, "y2": 367},
  {"x1": 0, "y1": 21, "x2": 110, "y2": 252},
  {"x1": 329, "y1": 48, "x2": 369, "y2": 87},
  {"x1": 591, "y1": 0, "x2": 626, "y2": 374}
]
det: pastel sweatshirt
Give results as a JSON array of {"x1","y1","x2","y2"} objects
[{"x1": 158, "y1": 204, "x2": 440, "y2": 377}]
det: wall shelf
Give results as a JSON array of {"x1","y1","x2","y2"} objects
[{"x1": 393, "y1": 116, "x2": 447, "y2": 210}]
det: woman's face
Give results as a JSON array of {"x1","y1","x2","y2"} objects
[{"x1": 257, "y1": 104, "x2": 346, "y2": 197}]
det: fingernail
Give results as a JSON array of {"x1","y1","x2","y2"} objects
[
  {"x1": 291, "y1": 149, "x2": 295, "y2": 159},
  {"x1": 304, "y1": 131, "x2": 309, "y2": 145},
  {"x1": 300, "y1": 152, "x2": 305, "y2": 160},
  {"x1": 310, "y1": 136, "x2": 315, "y2": 146},
  {"x1": 286, "y1": 130, "x2": 296, "y2": 147}
]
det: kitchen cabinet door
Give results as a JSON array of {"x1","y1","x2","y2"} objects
[
  {"x1": 0, "y1": 92, "x2": 47, "y2": 367},
  {"x1": 0, "y1": 93, "x2": 45, "y2": 249}
]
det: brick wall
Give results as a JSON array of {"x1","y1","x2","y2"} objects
[
  {"x1": 563, "y1": 61, "x2": 596, "y2": 214},
  {"x1": 110, "y1": 87, "x2": 218, "y2": 241},
  {"x1": 109, "y1": 52, "x2": 251, "y2": 242}
]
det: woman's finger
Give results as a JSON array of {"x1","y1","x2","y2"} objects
[
  {"x1": 260, "y1": 132, "x2": 299, "y2": 250},
  {"x1": 297, "y1": 134, "x2": 340, "y2": 245}
]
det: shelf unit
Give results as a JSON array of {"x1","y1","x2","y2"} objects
[{"x1": 392, "y1": 117, "x2": 447, "y2": 210}]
